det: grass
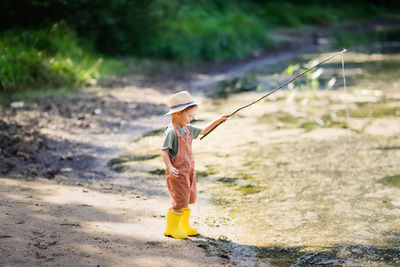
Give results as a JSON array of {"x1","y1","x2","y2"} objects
[
  {"x1": 144, "y1": 5, "x2": 276, "y2": 61},
  {"x1": 0, "y1": 23, "x2": 130, "y2": 95},
  {"x1": 0, "y1": 23, "x2": 104, "y2": 92}
]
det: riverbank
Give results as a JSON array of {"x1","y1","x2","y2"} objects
[{"x1": 1, "y1": 19, "x2": 400, "y2": 266}]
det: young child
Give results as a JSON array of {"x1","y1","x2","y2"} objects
[{"x1": 162, "y1": 91, "x2": 228, "y2": 239}]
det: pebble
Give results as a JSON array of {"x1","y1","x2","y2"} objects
[
  {"x1": 93, "y1": 108, "x2": 102, "y2": 115},
  {"x1": 10, "y1": 101, "x2": 24, "y2": 108}
]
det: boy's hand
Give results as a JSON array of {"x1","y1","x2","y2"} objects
[
  {"x1": 168, "y1": 166, "x2": 179, "y2": 177},
  {"x1": 200, "y1": 114, "x2": 230, "y2": 136},
  {"x1": 217, "y1": 115, "x2": 229, "y2": 123}
]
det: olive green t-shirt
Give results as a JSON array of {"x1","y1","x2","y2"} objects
[{"x1": 162, "y1": 124, "x2": 202, "y2": 159}]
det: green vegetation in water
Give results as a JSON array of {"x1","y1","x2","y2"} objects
[
  {"x1": 237, "y1": 184, "x2": 265, "y2": 195},
  {"x1": 276, "y1": 113, "x2": 300, "y2": 126},
  {"x1": 299, "y1": 121, "x2": 317, "y2": 132},
  {"x1": 260, "y1": 110, "x2": 348, "y2": 132},
  {"x1": 338, "y1": 103, "x2": 400, "y2": 118},
  {"x1": 375, "y1": 146, "x2": 400, "y2": 151},
  {"x1": 379, "y1": 174, "x2": 400, "y2": 188},
  {"x1": 196, "y1": 170, "x2": 216, "y2": 178}
]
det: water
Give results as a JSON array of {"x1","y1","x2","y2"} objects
[
  {"x1": 200, "y1": 46, "x2": 400, "y2": 264},
  {"x1": 115, "y1": 40, "x2": 400, "y2": 265}
]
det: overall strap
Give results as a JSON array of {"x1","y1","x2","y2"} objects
[
  {"x1": 171, "y1": 124, "x2": 181, "y2": 137},
  {"x1": 184, "y1": 125, "x2": 191, "y2": 137},
  {"x1": 171, "y1": 124, "x2": 190, "y2": 137}
]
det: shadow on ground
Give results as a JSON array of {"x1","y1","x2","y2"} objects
[{"x1": 0, "y1": 179, "x2": 226, "y2": 266}]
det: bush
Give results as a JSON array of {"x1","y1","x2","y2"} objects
[
  {"x1": 0, "y1": 23, "x2": 102, "y2": 92},
  {"x1": 142, "y1": 6, "x2": 275, "y2": 61}
]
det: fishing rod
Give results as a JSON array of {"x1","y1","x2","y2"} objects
[{"x1": 200, "y1": 48, "x2": 348, "y2": 140}]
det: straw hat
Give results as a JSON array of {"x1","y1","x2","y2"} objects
[{"x1": 165, "y1": 91, "x2": 201, "y2": 115}]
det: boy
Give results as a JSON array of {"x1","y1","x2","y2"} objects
[{"x1": 162, "y1": 91, "x2": 228, "y2": 239}]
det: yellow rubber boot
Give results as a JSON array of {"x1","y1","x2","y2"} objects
[
  {"x1": 164, "y1": 209, "x2": 187, "y2": 239},
  {"x1": 179, "y1": 208, "x2": 198, "y2": 236}
]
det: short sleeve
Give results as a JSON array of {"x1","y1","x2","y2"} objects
[
  {"x1": 188, "y1": 124, "x2": 203, "y2": 140},
  {"x1": 162, "y1": 127, "x2": 176, "y2": 151}
]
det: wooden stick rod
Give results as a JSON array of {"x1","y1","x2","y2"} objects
[{"x1": 200, "y1": 49, "x2": 347, "y2": 140}]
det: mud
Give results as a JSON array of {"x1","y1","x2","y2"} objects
[{"x1": 0, "y1": 91, "x2": 167, "y2": 179}]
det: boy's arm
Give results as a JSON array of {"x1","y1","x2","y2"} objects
[
  {"x1": 161, "y1": 148, "x2": 179, "y2": 177},
  {"x1": 200, "y1": 115, "x2": 229, "y2": 135}
]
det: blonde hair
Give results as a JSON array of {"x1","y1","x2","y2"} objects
[{"x1": 165, "y1": 105, "x2": 198, "y2": 130}]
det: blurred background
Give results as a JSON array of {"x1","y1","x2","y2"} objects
[{"x1": 1, "y1": 0, "x2": 399, "y2": 93}]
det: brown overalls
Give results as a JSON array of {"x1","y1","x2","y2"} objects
[{"x1": 166, "y1": 125, "x2": 197, "y2": 210}]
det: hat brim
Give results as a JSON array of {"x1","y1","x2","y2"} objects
[{"x1": 164, "y1": 102, "x2": 201, "y2": 116}]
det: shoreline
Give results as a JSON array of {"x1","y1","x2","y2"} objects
[{"x1": 2, "y1": 18, "x2": 400, "y2": 266}]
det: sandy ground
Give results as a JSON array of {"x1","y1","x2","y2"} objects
[{"x1": 0, "y1": 176, "x2": 235, "y2": 267}]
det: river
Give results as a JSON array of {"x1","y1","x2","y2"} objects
[{"x1": 115, "y1": 31, "x2": 400, "y2": 265}]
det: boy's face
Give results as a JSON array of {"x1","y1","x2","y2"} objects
[{"x1": 176, "y1": 106, "x2": 196, "y2": 126}]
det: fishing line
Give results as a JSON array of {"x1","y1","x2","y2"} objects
[
  {"x1": 200, "y1": 49, "x2": 348, "y2": 140},
  {"x1": 341, "y1": 52, "x2": 355, "y2": 177}
]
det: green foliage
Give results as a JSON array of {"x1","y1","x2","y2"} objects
[
  {"x1": 333, "y1": 26, "x2": 400, "y2": 49},
  {"x1": 0, "y1": 23, "x2": 102, "y2": 92},
  {"x1": 137, "y1": 2, "x2": 275, "y2": 61},
  {"x1": 2, "y1": 0, "x2": 399, "y2": 63},
  {"x1": 251, "y1": 0, "x2": 395, "y2": 27},
  {"x1": 1, "y1": 0, "x2": 400, "y2": 91}
]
